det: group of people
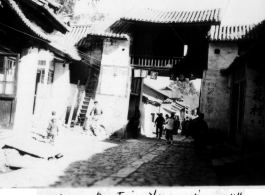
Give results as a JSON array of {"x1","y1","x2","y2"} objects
[
  {"x1": 155, "y1": 112, "x2": 209, "y2": 153},
  {"x1": 154, "y1": 113, "x2": 180, "y2": 144}
]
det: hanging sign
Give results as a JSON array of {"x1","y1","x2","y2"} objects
[
  {"x1": 134, "y1": 69, "x2": 141, "y2": 77},
  {"x1": 141, "y1": 70, "x2": 148, "y2": 78},
  {"x1": 150, "y1": 71, "x2": 158, "y2": 80}
]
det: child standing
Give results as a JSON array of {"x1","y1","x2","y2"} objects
[
  {"x1": 46, "y1": 111, "x2": 59, "y2": 146},
  {"x1": 47, "y1": 118, "x2": 59, "y2": 146}
]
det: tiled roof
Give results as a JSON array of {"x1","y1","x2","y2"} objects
[
  {"x1": 5, "y1": 0, "x2": 51, "y2": 41},
  {"x1": 40, "y1": 2, "x2": 70, "y2": 33},
  {"x1": 4, "y1": 0, "x2": 69, "y2": 42},
  {"x1": 210, "y1": 24, "x2": 258, "y2": 41},
  {"x1": 65, "y1": 25, "x2": 92, "y2": 46},
  {"x1": 75, "y1": 20, "x2": 131, "y2": 47},
  {"x1": 143, "y1": 94, "x2": 162, "y2": 105},
  {"x1": 210, "y1": 21, "x2": 265, "y2": 41},
  {"x1": 121, "y1": 7, "x2": 221, "y2": 24},
  {"x1": 25, "y1": 0, "x2": 69, "y2": 33}
]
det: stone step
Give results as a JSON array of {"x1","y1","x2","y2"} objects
[
  {"x1": 80, "y1": 109, "x2": 87, "y2": 114},
  {"x1": 83, "y1": 101, "x2": 89, "y2": 105},
  {"x1": 84, "y1": 97, "x2": 90, "y2": 101},
  {"x1": 82, "y1": 105, "x2": 88, "y2": 108}
]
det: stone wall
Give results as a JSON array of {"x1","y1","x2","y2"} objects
[
  {"x1": 241, "y1": 67, "x2": 265, "y2": 153},
  {"x1": 200, "y1": 43, "x2": 238, "y2": 136}
]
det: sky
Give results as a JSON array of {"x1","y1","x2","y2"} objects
[{"x1": 75, "y1": 0, "x2": 265, "y2": 25}]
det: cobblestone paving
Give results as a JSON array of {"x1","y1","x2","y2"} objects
[
  {"x1": 117, "y1": 141, "x2": 217, "y2": 186},
  {"x1": 51, "y1": 136, "x2": 218, "y2": 187}
]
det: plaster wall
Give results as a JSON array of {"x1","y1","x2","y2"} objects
[
  {"x1": 15, "y1": 48, "x2": 72, "y2": 131},
  {"x1": 13, "y1": 47, "x2": 38, "y2": 132},
  {"x1": 200, "y1": 43, "x2": 238, "y2": 135},
  {"x1": 95, "y1": 38, "x2": 131, "y2": 133},
  {"x1": 143, "y1": 103, "x2": 160, "y2": 137}
]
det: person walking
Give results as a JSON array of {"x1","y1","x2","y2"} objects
[
  {"x1": 181, "y1": 118, "x2": 186, "y2": 136},
  {"x1": 173, "y1": 115, "x2": 180, "y2": 135},
  {"x1": 185, "y1": 117, "x2": 191, "y2": 138},
  {"x1": 132, "y1": 107, "x2": 141, "y2": 138},
  {"x1": 193, "y1": 113, "x2": 209, "y2": 154},
  {"x1": 165, "y1": 113, "x2": 175, "y2": 144},
  {"x1": 155, "y1": 113, "x2": 165, "y2": 139}
]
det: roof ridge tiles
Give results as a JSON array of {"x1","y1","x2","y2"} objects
[
  {"x1": 6, "y1": 0, "x2": 50, "y2": 41},
  {"x1": 122, "y1": 7, "x2": 221, "y2": 24}
]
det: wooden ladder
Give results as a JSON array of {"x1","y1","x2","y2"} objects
[{"x1": 76, "y1": 68, "x2": 100, "y2": 126}]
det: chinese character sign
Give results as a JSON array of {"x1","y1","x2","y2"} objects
[{"x1": 150, "y1": 71, "x2": 158, "y2": 80}]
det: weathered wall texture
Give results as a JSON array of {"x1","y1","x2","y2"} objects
[
  {"x1": 95, "y1": 38, "x2": 131, "y2": 133},
  {"x1": 241, "y1": 67, "x2": 265, "y2": 153},
  {"x1": 200, "y1": 43, "x2": 238, "y2": 135}
]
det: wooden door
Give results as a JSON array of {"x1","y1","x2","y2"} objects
[{"x1": 0, "y1": 53, "x2": 19, "y2": 129}]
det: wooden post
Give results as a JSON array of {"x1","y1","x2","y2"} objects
[{"x1": 67, "y1": 80, "x2": 80, "y2": 128}]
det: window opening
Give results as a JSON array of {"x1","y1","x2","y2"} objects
[{"x1": 0, "y1": 56, "x2": 16, "y2": 95}]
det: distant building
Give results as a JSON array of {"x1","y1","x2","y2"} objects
[{"x1": 142, "y1": 83, "x2": 186, "y2": 137}]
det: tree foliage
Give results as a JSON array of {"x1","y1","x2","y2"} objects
[
  {"x1": 169, "y1": 80, "x2": 199, "y2": 96},
  {"x1": 169, "y1": 80, "x2": 200, "y2": 110},
  {"x1": 55, "y1": 0, "x2": 76, "y2": 15}
]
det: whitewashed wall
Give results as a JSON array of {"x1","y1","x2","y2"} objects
[
  {"x1": 14, "y1": 47, "x2": 38, "y2": 133},
  {"x1": 200, "y1": 43, "x2": 238, "y2": 134},
  {"x1": 94, "y1": 38, "x2": 131, "y2": 133}
]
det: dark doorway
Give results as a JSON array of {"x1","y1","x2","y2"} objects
[
  {"x1": 153, "y1": 30, "x2": 184, "y2": 57},
  {"x1": 33, "y1": 71, "x2": 41, "y2": 114},
  {"x1": 229, "y1": 81, "x2": 246, "y2": 144}
]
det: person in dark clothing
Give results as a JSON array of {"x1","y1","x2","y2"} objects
[
  {"x1": 185, "y1": 117, "x2": 192, "y2": 137},
  {"x1": 125, "y1": 107, "x2": 141, "y2": 139},
  {"x1": 155, "y1": 113, "x2": 165, "y2": 139},
  {"x1": 173, "y1": 115, "x2": 180, "y2": 135},
  {"x1": 181, "y1": 118, "x2": 186, "y2": 136},
  {"x1": 193, "y1": 113, "x2": 209, "y2": 153},
  {"x1": 132, "y1": 107, "x2": 141, "y2": 138}
]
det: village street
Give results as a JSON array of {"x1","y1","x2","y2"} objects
[
  {"x1": 0, "y1": 127, "x2": 223, "y2": 188},
  {"x1": 51, "y1": 135, "x2": 218, "y2": 187}
]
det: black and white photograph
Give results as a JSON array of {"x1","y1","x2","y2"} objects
[{"x1": 0, "y1": 0, "x2": 265, "y2": 189}]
